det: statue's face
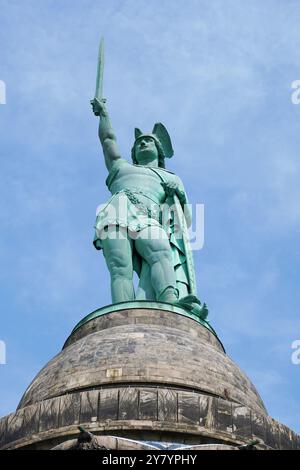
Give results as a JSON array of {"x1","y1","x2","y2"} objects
[{"x1": 134, "y1": 136, "x2": 158, "y2": 165}]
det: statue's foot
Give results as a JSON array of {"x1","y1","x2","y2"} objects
[
  {"x1": 158, "y1": 286, "x2": 179, "y2": 304},
  {"x1": 177, "y1": 294, "x2": 200, "y2": 306},
  {"x1": 175, "y1": 295, "x2": 209, "y2": 321},
  {"x1": 157, "y1": 289, "x2": 209, "y2": 321}
]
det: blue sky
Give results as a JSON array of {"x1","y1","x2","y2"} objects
[{"x1": 0, "y1": 0, "x2": 299, "y2": 434}]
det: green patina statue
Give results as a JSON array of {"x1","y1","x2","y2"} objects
[{"x1": 90, "y1": 40, "x2": 208, "y2": 320}]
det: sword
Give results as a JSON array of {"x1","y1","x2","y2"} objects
[{"x1": 91, "y1": 37, "x2": 105, "y2": 116}]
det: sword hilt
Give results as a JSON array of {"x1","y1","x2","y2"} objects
[{"x1": 90, "y1": 97, "x2": 107, "y2": 117}]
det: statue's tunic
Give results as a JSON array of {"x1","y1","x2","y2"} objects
[
  {"x1": 93, "y1": 158, "x2": 192, "y2": 297},
  {"x1": 93, "y1": 159, "x2": 165, "y2": 242}
]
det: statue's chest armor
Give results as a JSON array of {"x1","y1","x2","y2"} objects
[{"x1": 110, "y1": 163, "x2": 168, "y2": 203}]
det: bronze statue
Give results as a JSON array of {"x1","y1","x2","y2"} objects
[{"x1": 91, "y1": 39, "x2": 207, "y2": 319}]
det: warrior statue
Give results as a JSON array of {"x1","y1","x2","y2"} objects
[{"x1": 90, "y1": 40, "x2": 207, "y2": 320}]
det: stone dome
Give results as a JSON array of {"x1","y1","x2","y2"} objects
[
  {"x1": 18, "y1": 303, "x2": 266, "y2": 415},
  {"x1": 1, "y1": 303, "x2": 299, "y2": 450}
]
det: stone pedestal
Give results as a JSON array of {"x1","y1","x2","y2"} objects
[{"x1": 0, "y1": 302, "x2": 299, "y2": 450}]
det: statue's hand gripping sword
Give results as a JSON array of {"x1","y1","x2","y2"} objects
[{"x1": 90, "y1": 37, "x2": 105, "y2": 116}]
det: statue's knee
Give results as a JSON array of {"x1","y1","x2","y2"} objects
[
  {"x1": 110, "y1": 264, "x2": 132, "y2": 279},
  {"x1": 109, "y1": 251, "x2": 132, "y2": 279},
  {"x1": 148, "y1": 247, "x2": 172, "y2": 265},
  {"x1": 106, "y1": 246, "x2": 130, "y2": 267}
]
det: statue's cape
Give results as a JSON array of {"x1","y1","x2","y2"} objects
[{"x1": 172, "y1": 194, "x2": 197, "y2": 295}]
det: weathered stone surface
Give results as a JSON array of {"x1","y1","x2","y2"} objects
[
  {"x1": 232, "y1": 404, "x2": 251, "y2": 439},
  {"x1": 80, "y1": 390, "x2": 99, "y2": 424},
  {"x1": 199, "y1": 395, "x2": 210, "y2": 427},
  {"x1": 278, "y1": 423, "x2": 293, "y2": 450},
  {"x1": 119, "y1": 388, "x2": 139, "y2": 420},
  {"x1": 251, "y1": 411, "x2": 266, "y2": 443},
  {"x1": 0, "y1": 415, "x2": 8, "y2": 447},
  {"x1": 158, "y1": 389, "x2": 177, "y2": 422},
  {"x1": 64, "y1": 308, "x2": 223, "y2": 352},
  {"x1": 205, "y1": 396, "x2": 217, "y2": 430},
  {"x1": 59, "y1": 394, "x2": 81, "y2": 428},
  {"x1": 22, "y1": 403, "x2": 40, "y2": 436},
  {"x1": 265, "y1": 418, "x2": 280, "y2": 450},
  {"x1": 294, "y1": 431, "x2": 300, "y2": 450},
  {"x1": 178, "y1": 391, "x2": 200, "y2": 425},
  {"x1": 99, "y1": 388, "x2": 119, "y2": 421},
  {"x1": 139, "y1": 389, "x2": 158, "y2": 421},
  {"x1": 1, "y1": 307, "x2": 299, "y2": 451},
  {"x1": 0, "y1": 386, "x2": 299, "y2": 450},
  {"x1": 18, "y1": 308, "x2": 267, "y2": 416},
  {"x1": 39, "y1": 397, "x2": 59, "y2": 432},
  {"x1": 216, "y1": 398, "x2": 232, "y2": 434},
  {"x1": 5, "y1": 409, "x2": 24, "y2": 444}
]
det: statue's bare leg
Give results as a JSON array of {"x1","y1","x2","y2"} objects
[
  {"x1": 134, "y1": 226, "x2": 178, "y2": 303},
  {"x1": 101, "y1": 226, "x2": 134, "y2": 303},
  {"x1": 135, "y1": 260, "x2": 156, "y2": 300}
]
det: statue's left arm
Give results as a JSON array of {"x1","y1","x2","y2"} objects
[
  {"x1": 162, "y1": 177, "x2": 192, "y2": 227},
  {"x1": 176, "y1": 178, "x2": 192, "y2": 228}
]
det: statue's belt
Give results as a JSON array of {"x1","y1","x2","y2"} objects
[{"x1": 114, "y1": 188, "x2": 161, "y2": 221}]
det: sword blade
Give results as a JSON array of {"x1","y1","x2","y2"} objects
[{"x1": 94, "y1": 37, "x2": 104, "y2": 100}]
